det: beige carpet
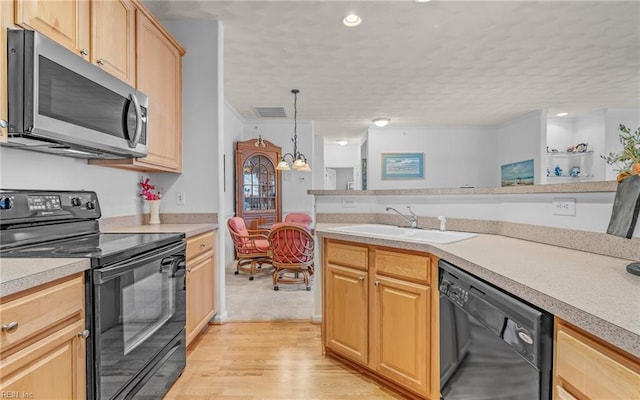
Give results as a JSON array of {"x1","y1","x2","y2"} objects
[{"x1": 225, "y1": 260, "x2": 314, "y2": 321}]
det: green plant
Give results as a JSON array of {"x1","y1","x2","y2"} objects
[{"x1": 601, "y1": 124, "x2": 640, "y2": 179}]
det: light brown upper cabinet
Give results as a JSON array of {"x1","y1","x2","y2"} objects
[
  {"x1": 14, "y1": 0, "x2": 90, "y2": 60},
  {"x1": 91, "y1": 0, "x2": 136, "y2": 86},
  {"x1": 89, "y1": 1, "x2": 186, "y2": 173}
]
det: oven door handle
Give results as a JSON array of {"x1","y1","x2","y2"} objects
[{"x1": 94, "y1": 241, "x2": 186, "y2": 283}]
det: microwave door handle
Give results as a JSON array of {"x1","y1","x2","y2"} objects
[{"x1": 128, "y1": 93, "x2": 143, "y2": 149}]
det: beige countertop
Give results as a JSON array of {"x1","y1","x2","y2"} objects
[
  {"x1": 0, "y1": 224, "x2": 218, "y2": 298},
  {"x1": 102, "y1": 223, "x2": 218, "y2": 238},
  {"x1": 0, "y1": 258, "x2": 90, "y2": 297},
  {"x1": 315, "y1": 223, "x2": 640, "y2": 359}
]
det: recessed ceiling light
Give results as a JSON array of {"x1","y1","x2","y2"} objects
[
  {"x1": 415, "y1": 0, "x2": 432, "y2": 2},
  {"x1": 372, "y1": 117, "x2": 390, "y2": 127},
  {"x1": 343, "y1": 14, "x2": 362, "y2": 27},
  {"x1": 337, "y1": 140, "x2": 348, "y2": 146},
  {"x1": 556, "y1": 112, "x2": 569, "y2": 117}
]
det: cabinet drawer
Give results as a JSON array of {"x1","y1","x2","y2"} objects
[
  {"x1": 187, "y1": 231, "x2": 215, "y2": 260},
  {"x1": 0, "y1": 274, "x2": 84, "y2": 352},
  {"x1": 556, "y1": 325, "x2": 640, "y2": 399},
  {"x1": 374, "y1": 249, "x2": 431, "y2": 284},
  {"x1": 325, "y1": 241, "x2": 368, "y2": 271}
]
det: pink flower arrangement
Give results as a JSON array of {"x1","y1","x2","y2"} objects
[{"x1": 139, "y1": 178, "x2": 161, "y2": 200}]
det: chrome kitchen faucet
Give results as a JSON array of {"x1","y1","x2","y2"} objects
[{"x1": 386, "y1": 206, "x2": 419, "y2": 228}]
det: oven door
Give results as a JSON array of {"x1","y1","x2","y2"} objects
[{"x1": 90, "y1": 241, "x2": 186, "y2": 400}]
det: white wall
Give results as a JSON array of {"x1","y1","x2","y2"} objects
[
  {"x1": 0, "y1": 148, "x2": 142, "y2": 217},
  {"x1": 154, "y1": 21, "x2": 220, "y2": 214},
  {"x1": 497, "y1": 110, "x2": 545, "y2": 185},
  {"x1": 240, "y1": 119, "x2": 314, "y2": 215},
  {"x1": 223, "y1": 101, "x2": 244, "y2": 265},
  {"x1": 367, "y1": 126, "x2": 498, "y2": 189},
  {"x1": 315, "y1": 191, "x2": 637, "y2": 238},
  {"x1": 324, "y1": 142, "x2": 361, "y2": 168}
]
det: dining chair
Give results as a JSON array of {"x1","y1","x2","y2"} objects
[
  {"x1": 227, "y1": 217, "x2": 272, "y2": 280},
  {"x1": 284, "y1": 212, "x2": 313, "y2": 228},
  {"x1": 267, "y1": 222, "x2": 315, "y2": 291}
]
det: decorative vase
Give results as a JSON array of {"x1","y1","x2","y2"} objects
[{"x1": 147, "y1": 200, "x2": 161, "y2": 225}]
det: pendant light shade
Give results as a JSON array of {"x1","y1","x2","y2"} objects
[{"x1": 276, "y1": 89, "x2": 311, "y2": 172}]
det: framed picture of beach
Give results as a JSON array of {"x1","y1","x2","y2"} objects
[
  {"x1": 381, "y1": 153, "x2": 424, "y2": 179},
  {"x1": 501, "y1": 159, "x2": 534, "y2": 187}
]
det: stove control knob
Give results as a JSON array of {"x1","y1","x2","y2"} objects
[
  {"x1": 0, "y1": 197, "x2": 13, "y2": 210},
  {"x1": 85, "y1": 200, "x2": 96, "y2": 210},
  {"x1": 71, "y1": 197, "x2": 82, "y2": 207}
]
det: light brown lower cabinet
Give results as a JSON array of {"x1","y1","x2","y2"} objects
[
  {"x1": 186, "y1": 231, "x2": 217, "y2": 347},
  {"x1": 323, "y1": 239, "x2": 439, "y2": 400},
  {"x1": 0, "y1": 273, "x2": 87, "y2": 399},
  {"x1": 553, "y1": 319, "x2": 640, "y2": 400}
]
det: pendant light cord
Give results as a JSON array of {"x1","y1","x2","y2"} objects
[{"x1": 292, "y1": 89, "x2": 299, "y2": 158}]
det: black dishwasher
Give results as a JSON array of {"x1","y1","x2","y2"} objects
[{"x1": 439, "y1": 260, "x2": 553, "y2": 400}]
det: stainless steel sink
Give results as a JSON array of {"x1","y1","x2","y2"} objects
[{"x1": 327, "y1": 224, "x2": 477, "y2": 244}]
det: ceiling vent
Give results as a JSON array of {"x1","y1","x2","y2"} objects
[{"x1": 254, "y1": 106, "x2": 287, "y2": 118}]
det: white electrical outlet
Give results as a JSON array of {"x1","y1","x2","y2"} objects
[
  {"x1": 176, "y1": 192, "x2": 186, "y2": 205},
  {"x1": 552, "y1": 198, "x2": 576, "y2": 216},
  {"x1": 341, "y1": 198, "x2": 357, "y2": 208}
]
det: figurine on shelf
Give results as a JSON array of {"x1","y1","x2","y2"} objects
[
  {"x1": 569, "y1": 166, "x2": 581, "y2": 177},
  {"x1": 575, "y1": 143, "x2": 588, "y2": 152},
  {"x1": 554, "y1": 165, "x2": 563, "y2": 176}
]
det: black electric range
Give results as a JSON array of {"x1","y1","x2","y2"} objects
[{"x1": 0, "y1": 189, "x2": 187, "y2": 400}]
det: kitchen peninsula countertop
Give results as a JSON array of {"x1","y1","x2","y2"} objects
[
  {"x1": 315, "y1": 223, "x2": 640, "y2": 359},
  {"x1": 0, "y1": 258, "x2": 90, "y2": 297}
]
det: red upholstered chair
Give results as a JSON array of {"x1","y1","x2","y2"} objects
[
  {"x1": 227, "y1": 217, "x2": 271, "y2": 280},
  {"x1": 267, "y1": 222, "x2": 315, "y2": 291},
  {"x1": 284, "y1": 212, "x2": 312, "y2": 228}
]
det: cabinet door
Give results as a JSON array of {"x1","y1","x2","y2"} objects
[
  {"x1": 91, "y1": 0, "x2": 136, "y2": 85},
  {"x1": 372, "y1": 275, "x2": 430, "y2": 396},
  {"x1": 186, "y1": 253, "x2": 216, "y2": 347},
  {"x1": 15, "y1": 0, "x2": 90, "y2": 59},
  {"x1": 0, "y1": 319, "x2": 86, "y2": 399},
  {"x1": 136, "y1": 11, "x2": 183, "y2": 172},
  {"x1": 554, "y1": 322, "x2": 640, "y2": 400},
  {"x1": 324, "y1": 264, "x2": 368, "y2": 365}
]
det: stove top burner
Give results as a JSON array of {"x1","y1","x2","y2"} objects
[{"x1": 1, "y1": 232, "x2": 185, "y2": 266}]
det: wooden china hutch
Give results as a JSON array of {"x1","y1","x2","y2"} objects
[{"x1": 235, "y1": 138, "x2": 282, "y2": 230}]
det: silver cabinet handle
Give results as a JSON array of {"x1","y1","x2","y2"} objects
[
  {"x1": 374, "y1": 281, "x2": 379, "y2": 286},
  {"x1": 80, "y1": 48, "x2": 88, "y2": 56},
  {"x1": 358, "y1": 276, "x2": 365, "y2": 281},
  {"x1": 200, "y1": 244, "x2": 206, "y2": 248},
  {"x1": 187, "y1": 268, "x2": 192, "y2": 273},
  {"x1": 2, "y1": 321, "x2": 19, "y2": 333},
  {"x1": 97, "y1": 58, "x2": 105, "y2": 65},
  {"x1": 77, "y1": 329, "x2": 90, "y2": 339},
  {"x1": 0, "y1": 119, "x2": 8, "y2": 129}
]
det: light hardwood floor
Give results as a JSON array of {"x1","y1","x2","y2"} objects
[{"x1": 165, "y1": 322, "x2": 402, "y2": 399}]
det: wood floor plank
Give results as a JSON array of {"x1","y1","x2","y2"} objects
[{"x1": 165, "y1": 322, "x2": 403, "y2": 399}]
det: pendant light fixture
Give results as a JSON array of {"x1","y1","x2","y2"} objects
[{"x1": 276, "y1": 89, "x2": 311, "y2": 172}]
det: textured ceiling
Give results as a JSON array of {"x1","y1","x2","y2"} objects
[{"x1": 144, "y1": 0, "x2": 640, "y2": 140}]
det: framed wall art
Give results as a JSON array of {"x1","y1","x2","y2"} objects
[
  {"x1": 501, "y1": 159, "x2": 534, "y2": 187},
  {"x1": 381, "y1": 153, "x2": 424, "y2": 179}
]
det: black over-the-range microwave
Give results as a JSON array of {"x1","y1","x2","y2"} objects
[{"x1": 3, "y1": 29, "x2": 148, "y2": 159}]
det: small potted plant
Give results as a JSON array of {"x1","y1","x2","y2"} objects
[
  {"x1": 601, "y1": 124, "x2": 640, "y2": 183},
  {"x1": 139, "y1": 177, "x2": 162, "y2": 224}
]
